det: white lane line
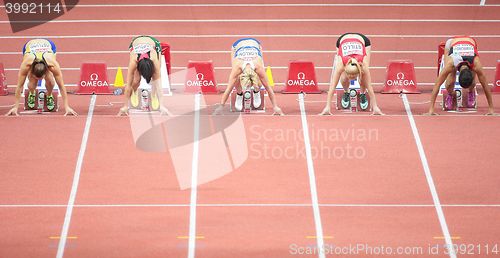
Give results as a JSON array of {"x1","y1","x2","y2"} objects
[
  {"x1": 480, "y1": 0, "x2": 487, "y2": 6},
  {"x1": 188, "y1": 93, "x2": 201, "y2": 258},
  {"x1": 1, "y1": 203, "x2": 500, "y2": 208},
  {"x1": 298, "y1": 93, "x2": 325, "y2": 258},
  {"x1": 1, "y1": 34, "x2": 500, "y2": 39},
  {"x1": 402, "y1": 94, "x2": 456, "y2": 258},
  {"x1": 56, "y1": 94, "x2": 96, "y2": 258},
  {"x1": 2, "y1": 18, "x2": 500, "y2": 24}
]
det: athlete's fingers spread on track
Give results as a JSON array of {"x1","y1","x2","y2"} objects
[
  {"x1": 273, "y1": 106, "x2": 284, "y2": 116},
  {"x1": 5, "y1": 107, "x2": 19, "y2": 116},
  {"x1": 485, "y1": 112, "x2": 499, "y2": 116},
  {"x1": 117, "y1": 106, "x2": 129, "y2": 116},
  {"x1": 371, "y1": 107, "x2": 384, "y2": 116},
  {"x1": 212, "y1": 104, "x2": 224, "y2": 115},
  {"x1": 64, "y1": 107, "x2": 78, "y2": 116},
  {"x1": 318, "y1": 107, "x2": 332, "y2": 116},
  {"x1": 160, "y1": 106, "x2": 173, "y2": 116},
  {"x1": 423, "y1": 112, "x2": 439, "y2": 116}
]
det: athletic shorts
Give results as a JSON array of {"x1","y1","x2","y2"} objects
[
  {"x1": 22, "y1": 39, "x2": 56, "y2": 55},
  {"x1": 336, "y1": 33, "x2": 371, "y2": 48},
  {"x1": 129, "y1": 35, "x2": 162, "y2": 56}
]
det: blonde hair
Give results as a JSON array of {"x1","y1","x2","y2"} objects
[
  {"x1": 239, "y1": 64, "x2": 259, "y2": 89},
  {"x1": 345, "y1": 58, "x2": 363, "y2": 80}
]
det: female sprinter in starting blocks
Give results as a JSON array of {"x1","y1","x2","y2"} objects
[
  {"x1": 5, "y1": 38, "x2": 77, "y2": 116},
  {"x1": 319, "y1": 33, "x2": 383, "y2": 115},
  {"x1": 213, "y1": 38, "x2": 284, "y2": 115},
  {"x1": 425, "y1": 36, "x2": 495, "y2": 115},
  {"x1": 118, "y1": 35, "x2": 170, "y2": 116}
]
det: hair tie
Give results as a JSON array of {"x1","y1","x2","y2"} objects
[{"x1": 138, "y1": 52, "x2": 149, "y2": 61}]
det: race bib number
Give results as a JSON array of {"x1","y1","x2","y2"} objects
[
  {"x1": 27, "y1": 41, "x2": 51, "y2": 53},
  {"x1": 133, "y1": 44, "x2": 153, "y2": 54},
  {"x1": 341, "y1": 41, "x2": 364, "y2": 57},
  {"x1": 236, "y1": 47, "x2": 259, "y2": 61},
  {"x1": 453, "y1": 44, "x2": 475, "y2": 57}
]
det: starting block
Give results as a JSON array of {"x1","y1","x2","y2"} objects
[
  {"x1": 441, "y1": 88, "x2": 477, "y2": 111},
  {"x1": 335, "y1": 80, "x2": 371, "y2": 112},
  {"x1": 130, "y1": 77, "x2": 160, "y2": 112},
  {"x1": 230, "y1": 86, "x2": 265, "y2": 113},
  {"x1": 21, "y1": 76, "x2": 61, "y2": 98},
  {"x1": 23, "y1": 88, "x2": 58, "y2": 113}
]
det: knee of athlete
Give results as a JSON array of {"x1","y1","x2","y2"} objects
[
  {"x1": 44, "y1": 79, "x2": 55, "y2": 89},
  {"x1": 340, "y1": 75, "x2": 349, "y2": 87},
  {"x1": 27, "y1": 80, "x2": 38, "y2": 90},
  {"x1": 445, "y1": 83, "x2": 455, "y2": 94},
  {"x1": 132, "y1": 78, "x2": 141, "y2": 90},
  {"x1": 254, "y1": 61, "x2": 263, "y2": 69},
  {"x1": 359, "y1": 81, "x2": 368, "y2": 92}
]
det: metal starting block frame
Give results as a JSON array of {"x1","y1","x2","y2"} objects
[
  {"x1": 129, "y1": 77, "x2": 161, "y2": 113},
  {"x1": 441, "y1": 87, "x2": 478, "y2": 112},
  {"x1": 335, "y1": 79, "x2": 372, "y2": 112},
  {"x1": 229, "y1": 86, "x2": 266, "y2": 113},
  {"x1": 23, "y1": 80, "x2": 59, "y2": 113}
]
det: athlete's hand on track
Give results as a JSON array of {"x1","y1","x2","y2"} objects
[
  {"x1": 117, "y1": 106, "x2": 129, "y2": 116},
  {"x1": 423, "y1": 112, "x2": 439, "y2": 116},
  {"x1": 371, "y1": 107, "x2": 384, "y2": 115},
  {"x1": 160, "y1": 106, "x2": 173, "y2": 116},
  {"x1": 318, "y1": 106, "x2": 332, "y2": 116},
  {"x1": 272, "y1": 106, "x2": 284, "y2": 116},
  {"x1": 5, "y1": 106, "x2": 19, "y2": 116},
  {"x1": 485, "y1": 108, "x2": 498, "y2": 116},
  {"x1": 212, "y1": 104, "x2": 224, "y2": 115},
  {"x1": 64, "y1": 106, "x2": 78, "y2": 116}
]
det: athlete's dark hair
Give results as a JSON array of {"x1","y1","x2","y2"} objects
[
  {"x1": 458, "y1": 67, "x2": 473, "y2": 88},
  {"x1": 31, "y1": 61, "x2": 47, "y2": 78},
  {"x1": 137, "y1": 58, "x2": 154, "y2": 83}
]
